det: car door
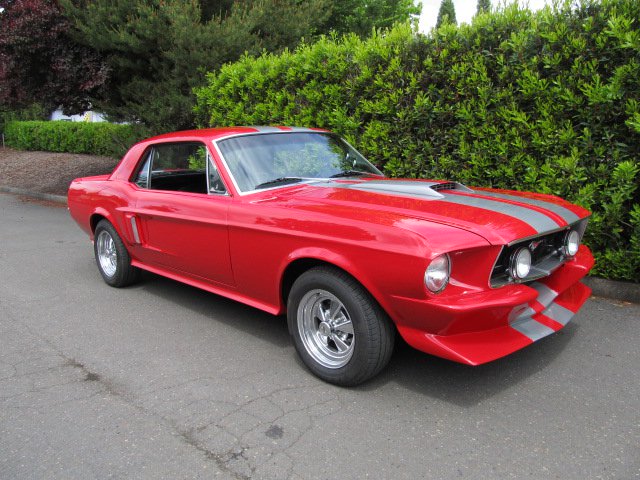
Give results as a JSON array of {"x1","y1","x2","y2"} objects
[{"x1": 129, "y1": 141, "x2": 235, "y2": 286}]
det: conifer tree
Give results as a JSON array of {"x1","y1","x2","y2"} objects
[
  {"x1": 59, "y1": 0, "x2": 421, "y2": 132},
  {"x1": 436, "y1": 0, "x2": 457, "y2": 27},
  {"x1": 476, "y1": 0, "x2": 491, "y2": 15},
  {"x1": 325, "y1": 0, "x2": 421, "y2": 37},
  {"x1": 59, "y1": 0, "x2": 332, "y2": 132}
]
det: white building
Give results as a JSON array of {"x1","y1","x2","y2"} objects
[{"x1": 50, "y1": 108, "x2": 107, "y2": 123}]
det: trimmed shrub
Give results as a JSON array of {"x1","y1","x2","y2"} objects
[
  {"x1": 4, "y1": 120, "x2": 142, "y2": 158},
  {"x1": 195, "y1": 0, "x2": 640, "y2": 282},
  {"x1": 0, "y1": 104, "x2": 49, "y2": 134}
]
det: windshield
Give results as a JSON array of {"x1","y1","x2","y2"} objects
[{"x1": 216, "y1": 132, "x2": 383, "y2": 193}]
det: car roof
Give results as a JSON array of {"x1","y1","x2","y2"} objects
[{"x1": 145, "y1": 126, "x2": 329, "y2": 143}]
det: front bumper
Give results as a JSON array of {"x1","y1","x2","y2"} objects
[{"x1": 393, "y1": 245, "x2": 594, "y2": 365}]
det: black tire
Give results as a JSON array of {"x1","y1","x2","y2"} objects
[
  {"x1": 93, "y1": 219, "x2": 141, "y2": 287},
  {"x1": 287, "y1": 266, "x2": 395, "y2": 386}
]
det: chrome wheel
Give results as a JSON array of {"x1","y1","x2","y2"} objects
[
  {"x1": 297, "y1": 289, "x2": 355, "y2": 369},
  {"x1": 288, "y1": 267, "x2": 395, "y2": 386},
  {"x1": 96, "y1": 230, "x2": 117, "y2": 278}
]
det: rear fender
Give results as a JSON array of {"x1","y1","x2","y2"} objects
[{"x1": 88, "y1": 207, "x2": 118, "y2": 241}]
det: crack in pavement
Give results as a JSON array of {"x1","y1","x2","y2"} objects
[{"x1": 2, "y1": 302, "x2": 344, "y2": 479}]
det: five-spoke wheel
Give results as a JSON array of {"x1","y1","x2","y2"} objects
[
  {"x1": 288, "y1": 266, "x2": 394, "y2": 386},
  {"x1": 96, "y1": 229, "x2": 118, "y2": 278},
  {"x1": 93, "y1": 219, "x2": 140, "y2": 287},
  {"x1": 298, "y1": 289, "x2": 355, "y2": 368}
]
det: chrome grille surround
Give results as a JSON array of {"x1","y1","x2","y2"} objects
[{"x1": 490, "y1": 218, "x2": 589, "y2": 288}]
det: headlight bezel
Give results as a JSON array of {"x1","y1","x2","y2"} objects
[
  {"x1": 562, "y1": 229, "x2": 580, "y2": 257},
  {"x1": 509, "y1": 246, "x2": 532, "y2": 280},
  {"x1": 424, "y1": 253, "x2": 451, "y2": 294}
]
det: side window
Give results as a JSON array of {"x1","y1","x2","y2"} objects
[{"x1": 132, "y1": 142, "x2": 226, "y2": 195}]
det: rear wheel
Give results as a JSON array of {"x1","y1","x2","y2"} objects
[
  {"x1": 287, "y1": 266, "x2": 394, "y2": 386},
  {"x1": 94, "y1": 219, "x2": 140, "y2": 287}
]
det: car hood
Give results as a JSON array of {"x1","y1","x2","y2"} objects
[{"x1": 277, "y1": 178, "x2": 590, "y2": 245}]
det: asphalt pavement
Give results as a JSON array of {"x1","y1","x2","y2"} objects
[{"x1": 1, "y1": 192, "x2": 638, "y2": 480}]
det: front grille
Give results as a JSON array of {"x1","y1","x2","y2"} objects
[{"x1": 490, "y1": 220, "x2": 588, "y2": 288}]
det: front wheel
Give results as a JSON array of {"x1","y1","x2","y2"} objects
[
  {"x1": 287, "y1": 266, "x2": 394, "y2": 386},
  {"x1": 94, "y1": 219, "x2": 141, "y2": 287}
]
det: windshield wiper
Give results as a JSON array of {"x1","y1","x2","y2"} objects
[
  {"x1": 329, "y1": 170, "x2": 368, "y2": 178},
  {"x1": 254, "y1": 177, "x2": 303, "y2": 190}
]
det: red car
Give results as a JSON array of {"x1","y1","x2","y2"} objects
[{"x1": 68, "y1": 127, "x2": 594, "y2": 386}]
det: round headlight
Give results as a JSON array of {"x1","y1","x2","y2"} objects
[
  {"x1": 425, "y1": 254, "x2": 450, "y2": 293},
  {"x1": 563, "y1": 229, "x2": 580, "y2": 257},
  {"x1": 510, "y1": 247, "x2": 532, "y2": 280}
]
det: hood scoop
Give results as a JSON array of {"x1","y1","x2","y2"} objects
[{"x1": 344, "y1": 180, "x2": 472, "y2": 199}]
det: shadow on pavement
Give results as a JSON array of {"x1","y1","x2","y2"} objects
[
  {"x1": 361, "y1": 324, "x2": 576, "y2": 406},
  {"x1": 128, "y1": 270, "x2": 576, "y2": 406},
  {"x1": 136, "y1": 271, "x2": 291, "y2": 348}
]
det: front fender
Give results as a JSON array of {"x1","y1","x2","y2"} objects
[{"x1": 277, "y1": 246, "x2": 421, "y2": 321}]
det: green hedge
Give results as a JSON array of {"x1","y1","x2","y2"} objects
[
  {"x1": 0, "y1": 104, "x2": 49, "y2": 134},
  {"x1": 195, "y1": 0, "x2": 640, "y2": 282},
  {"x1": 4, "y1": 120, "x2": 141, "y2": 158}
]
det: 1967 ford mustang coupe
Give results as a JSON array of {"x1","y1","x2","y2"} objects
[{"x1": 68, "y1": 126, "x2": 594, "y2": 385}]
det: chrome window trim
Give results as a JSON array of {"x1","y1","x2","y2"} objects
[
  {"x1": 144, "y1": 150, "x2": 152, "y2": 189},
  {"x1": 205, "y1": 149, "x2": 229, "y2": 196},
  {"x1": 129, "y1": 148, "x2": 153, "y2": 189},
  {"x1": 129, "y1": 141, "x2": 230, "y2": 196}
]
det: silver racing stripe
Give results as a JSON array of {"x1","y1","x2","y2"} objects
[
  {"x1": 310, "y1": 180, "x2": 563, "y2": 234},
  {"x1": 530, "y1": 282, "x2": 558, "y2": 308},
  {"x1": 440, "y1": 192, "x2": 561, "y2": 233},
  {"x1": 509, "y1": 304, "x2": 557, "y2": 341},
  {"x1": 285, "y1": 127, "x2": 315, "y2": 132},
  {"x1": 347, "y1": 180, "x2": 445, "y2": 198},
  {"x1": 247, "y1": 126, "x2": 282, "y2": 133},
  {"x1": 471, "y1": 190, "x2": 579, "y2": 224},
  {"x1": 542, "y1": 302, "x2": 574, "y2": 326},
  {"x1": 510, "y1": 315, "x2": 556, "y2": 342},
  {"x1": 508, "y1": 295, "x2": 574, "y2": 341},
  {"x1": 310, "y1": 180, "x2": 446, "y2": 198},
  {"x1": 247, "y1": 126, "x2": 314, "y2": 133}
]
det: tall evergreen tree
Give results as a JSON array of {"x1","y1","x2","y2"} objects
[
  {"x1": 436, "y1": 0, "x2": 457, "y2": 27},
  {"x1": 476, "y1": 0, "x2": 491, "y2": 15},
  {"x1": 324, "y1": 0, "x2": 421, "y2": 37},
  {"x1": 199, "y1": 0, "x2": 235, "y2": 22},
  {"x1": 58, "y1": 0, "x2": 420, "y2": 133},
  {"x1": 59, "y1": 0, "x2": 332, "y2": 132}
]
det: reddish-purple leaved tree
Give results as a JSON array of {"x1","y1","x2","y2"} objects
[{"x1": 0, "y1": 0, "x2": 107, "y2": 114}]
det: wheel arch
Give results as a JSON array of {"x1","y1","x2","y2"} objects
[
  {"x1": 88, "y1": 208, "x2": 122, "y2": 240},
  {"x1": 90, "y1": 213, "x2": 107, "y2": 233},
  {"x1": 279, "y1": 253, "x2": 397, "y2": 324},
  {"x1": 281, "y1": 258, "x2": 331, "y2": 306}
]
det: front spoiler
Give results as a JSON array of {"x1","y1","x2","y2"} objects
[{"x1": 395, "y1": 246, "x2": 594, "y2": 365}]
